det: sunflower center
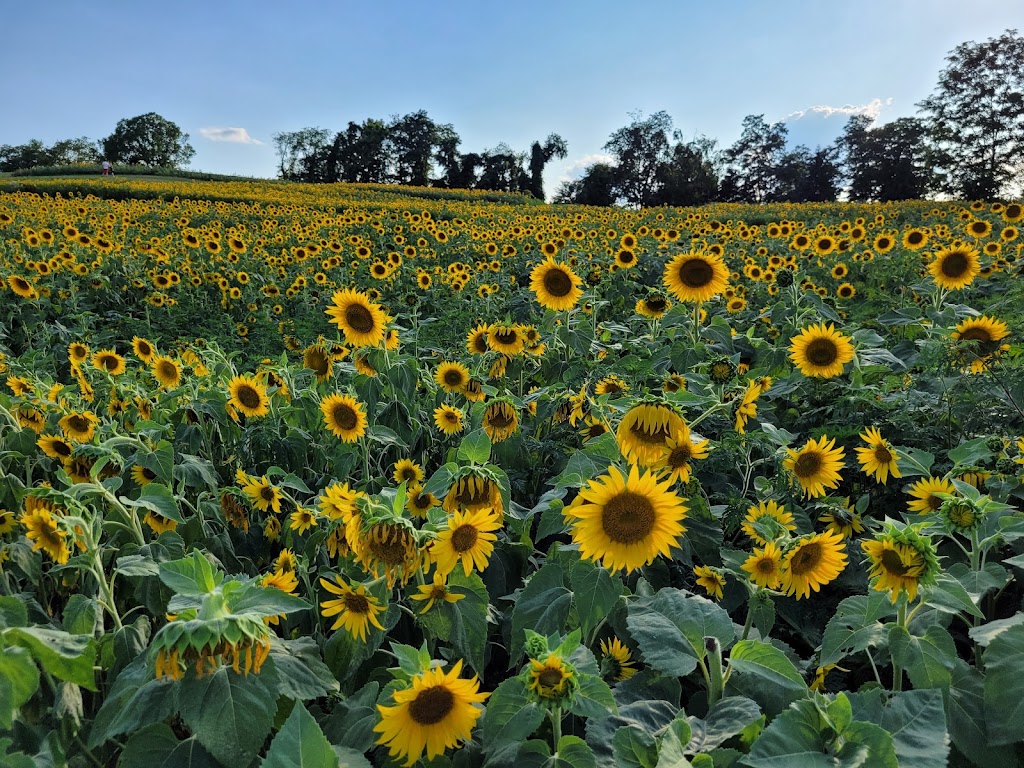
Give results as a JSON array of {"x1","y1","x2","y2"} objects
[
  {"x1": 236, "y1": 384, "x2": 261, "y2": 409},
  {"x1": 629, "y1": 421, "x2": 673, "y2": 446},
  {"x1": 486, "y1": 406, "x2": 514, "y2": 428},
  {"x1": 940, "y1": 251, "x2": 969, "y2": 278},
  {"x1": 453, "y1": 478, "x2": 490, "y2": 506},
  {"x1": 588, "y1": 422, "x2": 607, "y2": 437},
  {"x1": 444, "y1": 411, "x2": 459, "y2": 424},
  {"x1": 444, "y1": 369, "x2": 465, "y2": 387},
  {"x1": 543, "y1": 268, "x2": 573, "y2": 297},
  {"x1": 409, "y1": 685, "x2": 455, "y2": 725},
  {"x1": 141, "y1": 467, "x2": 156, "y2": 480},
  {"x1": 601, "y1": 491, "x2": 656, "y2": 544},
  {"x1": 789, "y1": 542, "x2": 823, "y2": 575},
  {"x1": 138, "y1": 342, "x2": 152, "y2": 356},
  {"x1": 873, "y1": 444, "x2": 893, "y2": 463},
  {"x1": 306, "y1": 351, "x2": 329, "y2": 375},
  {"x1": 879, "y1": 548, "x2": 910, "y2": 577},
  {"x1": 756, "y1": 558, "x2": 776, "y2": 574},
  {"x1": 343, "y1": 592, "x2": 370, "y2": 614},
  {"x1": 793, "y1": 451, "x2": 822, "y2": 478},
  {"x1": 450, "y1": 524, "x2": 479, "y2": 552},
  {"x1": 805, "y1": 338, "x2": 839, "y2": 367},
  {"x1": 908, "y1": 232, "x2": 924, "y2": 244},
  {"x1": 668, "y1": 443, "x2": 692, "y2": 467},
  {"x1": 926, "y1": 494, "x2": 942, "y2": 511},
  {"x1": 677, "y1": 258, "x2": 713, "y2": 288},
  {"x1": 332, "y1": 404, "x2": 358, "y2": 431},
  {"x1": 37, "y1": 522, "x2": 63, "y2": 549},
  {"x1": 102, "y1": 355, "x2": 118, "y2": 371},
  {"x1": 52, "y1": 440, "x2": 72, "y2": 458},
  {"x1": 494, "y1": 330, "x2": 517, "y2": 345},
  {"x1": 538, "y1": 668, "x2": 564, "y2": 688},
  {"x1": 67, "y1": 415, "x2": 89, "y2": 432},
  {"x1": 647, "y1": 297, "x2": 666, "y2": 311},
  {"x1": 345, "y1": 304, "x2": 376, "y2": 334},
  {"x1": 260, "y1": 486, "x2": 276, "y2": 502},
  {"x1": 958, "y1": 328, "x2": 992, "y2": 344},
  {"x1": 157, "y1": 362, "x2": 176, "y2": 380}
]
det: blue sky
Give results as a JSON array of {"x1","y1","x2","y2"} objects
[{"x1": 4, "y1": 0, "x2": 1024, "y2": 194}]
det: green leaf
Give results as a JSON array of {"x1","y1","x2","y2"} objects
[
  {"x1": 323, "y1": 682, "x2": 379, "y2": 753},
  {"x1": 458, "y1": 429, "x2": 492, "y2": 464},
  {"x1": 5, "y1": 626, "x2": 97, "y2": 690},
  {"x1": 174, "y1": 453, "x2": 218, "y2": 489},
  {"x1": 895, "y1": 447, "x2": 934, "y2": 479},
  {"x1": 586, "y1": 699, "x2": 678, "y2": 768},
  {"x1": 850, "y1": 689, "x2": 950, "y2": 768},
  {"x1": 946, "y1": 659, "x2": 1018, "y2": 766},
  {"x1": 0, "y1": 645, "x2": 40, "y2": 729},
  {"x1": 445, "y1": 568, "x2": 490, "y2": 675},
  {"x1": 0, "y1": 738, "x2": 34, "y2": 768},
  {"x1": 920, "y1": 574, "x2": 984, "y2": 619},
  {"x1": 887, "y1": 624, "x2": 956, "y2": 690},
  {"x1": 62, "y1": 594, "x2": 100, "y2": 635},
  {"x1": 264, "y1": 638, "x2": 341, "y2": 701},
  {"x1": 114, "y1": 553, "x2": 163, "y2": 577},
  {"x1": 229, "y1": 583, "x2": 312, "y2": 618},
  {"x1": 135, "y1": 440, "x2": 175, "y2": 485},
  {"x1": 176, "y1": 666, "x2": 276, "y2": 768},
  {"x1": 949, "y1": 562, "x2": 1010, "y2": 603},
  {"x1": 567, "y1": 673, "x2": 616, "y2": 719},
  {"x1": 103, "y1": 676, "x2": 177, "y2": 742},
  {"x1": 555, "y1": 452, "x2": 601, "y2": 489},
  {"x1": 263, "y1": 703, "x2": 339, "y2": 768},
  {"x1": 123, "y1": 482, "x2": 183, "y2": 523},
  {"x1": 819, "y1": 592, "x2": 895, "y2": 666},
  {"x1": 422, "y1": 462, "x2": 458, "y2": 499},
  {"x1": 550, "y1": 735, "x2": 598, "y2": 768},
  {"x1": 727, "y1": 640, "x2": 805, "y2": 694},
  {"x1": 834, "y1": 721, "x2": 898, "y2": 768},
  {"x1": 657, "y1": 717, "x2": 693, "y2": 768},
  {"x1": 571, "y1": 560, "x2": 621, "y2": 642},
  {"x1": 613, "y1": 725, "x2": 659, "y2": 768},
  {"x1": 626, "y1": 590, "x2": 734, "y2": 677},
  {"x1": 480, "y1": 677, "x2": 545, "y2": 755},
  {"x1": 968, "y1": 614, "x2": 1024, "y2": 646},
  {"x1": 948, "y1": 437, "x2": 993, "y2": 467},
  {"x1": 510, "y1": 562, "x2": 572, "y2": 661},
  {"x1": 119, "y1": 724, "x2": 217, "y2": 768},
  {"x1": 159, "y1": 551, "x2": 222, "y2": 595},
  {"x1": 685, "y1": 696, "x2": 762, "y2": 753},
  {"x1": 982, "y1": 623, "x2": 1024, "y2": 746},
  {"x1": 0, "y1": 596, "x2": 28, "y2": 629}
]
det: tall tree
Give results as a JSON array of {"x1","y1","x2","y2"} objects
[
  {"x1": 603, "y1": 111, "x2": 673, "y2": 207},
  {"x1": 651, "y1": 134, "x2": 721, "y2": 206},
  {"x1": 272, "y1": 127, "x2": 332, "y2": 181},
  {"x1": 838, "y1": 115, "x2": 930, "y2": 201},
  {"x1": 388, "y1": 110, "x2": 441, "y2": 186},
  {"x1": 477, "y1": 144, "x2": 527, "y2": 192},
  {"x1": 775, "y1": 145, "x2": 841, "y2": 202},
  {"x1": 553, "y1": 162, "x2": 618, "y2": 206},
  {"x1": 721, "y1": 114, "x2": 788, "y2": 202},
  {"x1": 0, "y1": 140, "x2": 50, "y2": 171},
  {"x1": 919, "y1": 29, "x2": 1024, "y2": 198},
  {"x1": 102, "y1": 113, "x2": 195, "y2": 168},
  {"x1": 526, "y1": 133, "x2": 568, "y2": 200}
]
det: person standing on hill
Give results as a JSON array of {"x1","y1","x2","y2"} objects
[{"x1": 101, "y1": 160, "x2": 113, "y2": 176}]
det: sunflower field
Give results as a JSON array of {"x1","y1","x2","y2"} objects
[{"x1": 1, "y1": 176, "x2": 1023, "y2": 767}]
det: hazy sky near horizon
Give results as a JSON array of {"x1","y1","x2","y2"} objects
[{"x1": 5, "y1": 1, "x2": 1024, "y2": 192}]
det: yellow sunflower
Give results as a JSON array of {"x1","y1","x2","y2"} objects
[
  {"x1": 741, "y1": 500, "x2": 797, "y2": 545},
  {"x1": 374, "y1": 660, "x2": 488, "y2": 767},
  {"x1": 486, "y1": 324, "x2": 525, "y2": 356},
  {"x1": 434, "y1": 404, "x2": 465, "y2": 435},
  {"x1": 636, "y1": 294, "x2": 672, "y2": 319},
  {"x1": 38, "y1": 434, "x2": 74, "y2": 461},
  {"x1": 228, "y1": 374, "x2": 270, "y2": 418},
  {"x1": 599, "y1": 637, "x2": 637, "y2": 681},
  {"x1": 693, "y1": 565, "x2": 726, "y2": 600},
  {"x1": 393, "y1": 458, "x2": 425, "y2": 488},
  {"x1": 91, "y1": 349, "x2": 126, "y2": 376},
  {"x1": 662, "y1": 251, "x2": 729, "y2": 303},
  {"x1": 855, "y1": 427, "x2": 901, "y2": 484},
  {"x1": 241, "y1": 475, "x2": 282, "y2": 514},
  {"x1": 435, "y1": 361, "x2": 471, "y2": 393},
  {"x1": 906, "y1": 476, "x2": 956, "y2": 515},
  {"x1": 465, "y1": 324, "x2": 490, "y2": 356},
  {"x1": 410, "y1": 572, "x2": 466, "y2": 614},
  {"x1": 144, "y1": 511, "x2": 178, "y2": 535},
  {"x1": 68, "y1": 342, "x2": 90, "y2": 368},
  {"x1": 406, "y1": 488, "x2": 440, "y2": 519},
  {"x1": 482, "y1": 400, "x2": 519, "y2": 443},
  {"x1": 788, "y1": 323, "x2": 855, "y2": 378},
  {"x1": 784, "y1": 435, "x2": 845, "y2": 498},
  {"x1": 928, "y1": 245, "x2": 980, "y2": 290},
  {"x1": 303, "y1": 345, "x2": 333, "y2": 382},
  {"x1": 530, "y1": 258, "x2": 584, "y2": 311},
  {"x1": 319, "y1": 576, "x2": 387, "y2": 641},
  {"x1": 326, "y1": 288, "x2": 388, "y2": 348},
  {"x1": 20, "y1": 503, "x2": 70, "y2": 564},
  {"x1": 650, "y1": 428, "x2": 709, "y2": 484},
  {"x1": 442, "y1": 472, "x2": 503, "y2": 516},
  {"x1": 861, "y1": 532, "x2": 936, "y2": 603},
  {"x1": 779, "y1": 530, "x2": 848, "y2": 599},
  {"x1": 951, "y1": 315, "x2": 1010, "y2": 373},
  {"x1": 59, "y1": 411, "x2": 99, "y2": 443},
  {"x1": 132, "y1": 336, "x2": 157, "y2": 363},
  {"x1": 321, "y1": 393, "x2": 368, "y2": 442},
  {"x1": 528, "y1": 653, "x2": 576, "y2": 698},
  {"x1": 150, "y1": 356, "x2": 182, "y2": 390},
  {"x1": 432, "y1": 507, "x2": 502, "y2": 576},
  {"x1": 564, "y1": 464, "x2": 687, "y2": 573},
  {"x1": 616, "y1": 402, "x2": 686, "y2": 467},
  {"x1": 131, "y1": 464, "x2": 158, "y2": 486},
  {"x1": 742, "y1": 542, "x2": 784, "y2": 590}
]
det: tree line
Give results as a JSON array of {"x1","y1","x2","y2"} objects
[{"x1": 3, "y1": 30, "x2": 1022, "y2": 203}]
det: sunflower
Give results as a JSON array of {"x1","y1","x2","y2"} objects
[
  {"x1": 374, "y1": 660, "x2": 488, "y2": 767},
  {"x1": 20, "y1": 504, "x2": 71, "y2": 564},
  {"x1": 651, "y1": 428, "x2": 709, "y2": 484},
  {"x1": 59, "y1": 411, "x2": 99, "y2": 443},
  {"x1": 319, "y1": 576, "x2": 387, "y2": 641},
  {"x1": 693, "y1": 565, "x2": 726, "y2": 600},
  {"x1": 132, "y1": 336, "x2": 157, "y2": 363},
  {"x1": 906, "y1": 476, "x2": 956, "y2": 515},
  {"x1": 616, "y1": 402, "x2": 686, "y2": 467},
  {"x1": 435, "y1": 361, "x2": 470, "y2": 393},
  {"x1": 482, "y1": 400, "x2": 519, "y2": 443},
  {"x1": 599, "y1": 637, "x2": 637, "y2": 681},
  {"x1": 465, "y1": 324, "x2": 490, "y2": 356},
  {"x1": 528, "y1": 653, "x2": 576, "y2": 699},
  {"x1": 951, "y1": 315, "x2": 1010, "y2": 373},
  {"x1": 635, "y1": 294, "x2": 672, "y2": 319},
  {"x1": 662, "y1": 251, "x2": 729, "y2": 303},
  {"x1": 741, "y1": 500, "x2": 797, "y2": 545},
  {"x1": 303, "y1": 345, "x2": 333, "y2": 381},
  {"x1": 326, "y1": 288, "x2": 388, "y2": 348},
  {"x1": 241, "y1": 475, "x2": 282, "y2": 514},
  {"x1": 6, "y1": 376, "x2": 32, "y2": 397},
  {"x1": 928, "y1": 245, "x2": 980, "y2": 290},
  {"x1": 564, "y1": 464, "x2": 687, "y2": 573},
  {"x1": 91, "y1": 349, "x2": 126, "y2": 376},
  {"x1": 530, "y1": 258, "x2": 583, "y2": 311},
  {"x1": 462, "y1": 379, "x2": 486, "y2": 402},
  {"x1": 393, "y1": 459, "x2": 425, "y2": 488},
  {"x1": 615, "y1": 249, "x2": 639, "y2": 269},
  {"x1": 442, "y1": 472, "x2": 504, "y2": 516},
  {"x1": 38, "y1": 434, "x2": 74, "y2": 461},
  {"x1": 595, "y1": 376, "x2": 629, "y2": 397},
  {"x1": 410, "y1": 572, "x2": 466, "y2": 614},
  {"x1": 862, "y1": 536, "x2": 928, "y2": 603},
  {"x1": 733, "y1": 380, "x2": 763, "y2": 434},
  {"x1": 321, "y1": 393, "x2": 367, "y2": 442},
  {"x1": 741, "y1": 542, "x2": 784, "y2": 589},
  {"x1": 788, "y1": 323, "x2": 855, "y2": 378},
  {"x1": 353, "y1": 520, "x2": 423, "y2": 587},
  {"x1": 289, "y1": 507, "x2": 317, "y2": 534},
  {"x1": 150, "y1": 356, "x2": 181, "y2": 390},
  {"x1": 486, "y1": 324, "x2": 525, "y2": 356},
  {"x1": 407, "y1": 488, "x2": 440, "y2": 519},
  {"x1": 902, "y1": 228, "x2": 928, "y2": 250},
  {"x1": 16, "y1": 407, "x2": 45, "y2": 433},
  {"x1": 784, "y1": 436, "x2": 845, "y2": 498},
  {"x1": 836, "y1": 282, "x2": 856, "y2": 299},
  {"x1": 817, "y1": 500, "x2": 866, "y2": 539},
  {"x1": 131, "y1": 464, "x2": 158, "y2": 486},
  {"x1": 434, "y1": 404, "x2": 465, "y2": 435},
  {"x1": 8, "y1": 275, "x2": 38, "y2": 299},
  {"x1": 432, "y1": 507, "x2": 502, "y2": 576},
  {"x1": 779, "y1": 530, "x2": 848, "y2": 599},
  {"x1": 855, "y1": 427, "x2": 901, "y2": 484},
  {"x1": 144, "y1": 511, "x2": 178, "y2": 535},
  {"x1": 224, "y1": 374, "x2": 268, "y2": 418}
]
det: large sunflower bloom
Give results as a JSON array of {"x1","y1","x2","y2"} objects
[
  {"x1": 662, "y1": 251, "x2": 729, "y2": 303},
  {"x1": 906, "y1": 476, "x2": 956, "y2": 515},
  {"x1": 435, "y1": 361, "x2": 470, "y2": 393},
  {"x1": 374, "y1": 660, "x2": 489, "y2": 767},
  {"x1": 321, "y1": 393, "x2": 368, "y2": 442},
  {"x1": 951, "y1": 315, "x2": 1010, "y2": 373},
  {"x1": 928, "y1": 245, "x2": 980, "y2": 290},
  {"x1": 228, "y1": 374, "x2": 270, "y2": 418},
  {"x1": 788, "y1": 323, "x2": 855, "y2": 379},
  {"x1": 20, "y1": 504, "x2": 70, "y2": 564},
  {"x1": 59, "y1": 411, "x2": 99, "y2": 443},
  {"x1": 530, "y1": 257, "x2": 583, "y2": 311},
  {"x1": 784, "y1": 436, "x2": 845, "y2": 498},
  {"x1": 482, "y1": 400, "x2": 519, "y2": 443},
  {"x1": 861, "y1": 537, "x2": 927, "y2": 603},
  {"x1": 326, "y1": 288, "x2": 388, "y2": 348},
  {"x1": 616, "y1": 402, "x2": 686, "y2": 467},
  {"x1": 241, "y1": 475, "x2": 282, "y2": 514},
  {"x1": 779, "y1": 530, "x2": 848, "y2": 599},
  {"x1": 91, "y1": 349, "x2": 126, "y2": 376},
  {"x1": 855, "y1": 427, "x2": 901, "y2": 484},
  {"x1": 319, "y1": 576, "x2": 387, "y2": 641},
  {"x1": 434, "y1": 404, "x2": 465, "y2": 435},
  {"x1": 742, "y1": 542, "x2": 784, "y2": 590},
  {"x1": 150, "y1": 356, "x2": 182, "y2": 390},
  {"x1": 432, "y1": 507, "x2": 502, "y2": 576},
  {"x1": 564, "y1": 464, "x2": 687, "y2": 573}
]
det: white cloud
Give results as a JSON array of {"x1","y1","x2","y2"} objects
[
  {"x1": 785, "y1": 97, "x2": 893, "y2": 124},
  {"x1": 198, "y1": 127, "x2": 263, "y2": 145}
]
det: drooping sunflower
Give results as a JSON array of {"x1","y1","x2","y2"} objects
[
  {"x1": 855, "y1": 427, "x2": 901, "y2": 484},
  {"x1": 326, "y1": 288, "x2": 388, "y2": 348},
  {"x1": 92, "y1": 349, "x2": 126, "y2": 376},
  {"x1": 862, "y1": 532, "x2": 935, "y2": 603},
  {"x1": 131, "y1": 464, "x2": 158, "y2": 486},
  {"x1": 599, "y1": 637, "x2": 637, "y2": 681},
  {"x1": 319, "y1": 576, "x2": 387, "y2": 641},
  {"x1": 20, "y1": 503, "x2": 70, "y2": 564},
  {"x1": 530, "y1": 257, "x2": 583, "y2": 311},
  {"x1": 432, "y1": 507, "x2": 502, "y2": 576},
  {"x1": 564, "y1": 464, "x2": 687, "y2": 573},
  {"x1": 374, "y1": 660, "x2": 489, "y2": 767},
  {"x1": 616, "y1": 402, "x2": 686, "y2": 467},
  {"x1": 59, "y1": 411, "x2": 99, "y2": 443},
  {"x1": 788, "y1": 323, "x2": 855, "y2": 378},
  {"x1": 778, "y1": 530, "x2": 848, "y2": 599},
  {"x1": 228, "y1": 374, "x2": 270, "y2": 418},
  {"x1": 651, "y1": 428, "x2": 710, "y2": 484},
  {"x1": 693, "y1": 565, "x2": 726, "y2": 600},
  {"x1": 784, "y1": 435, "x2": 845, "y2": 498},
  {"x1": 662, "y1": 251, "x2": 729, "y2": 303},
  {"x1": 144, "y1": 511, "x2": 178, "y2": 535},
  {"x1": 636, "y1": 294, "x2": 672, "y2": 319},
  {"x1": 741, "y1": 500, "x2": 797, "y2": 545},
  {"x1": 906, "y1": 476, "x2": 956, "y2": 515},
  {"x1": 741, "y1": 542, "x2": 784, "y2": 590},
  {"x1": 482, "y1": 400, "x2": 519, "y2": 443},
  {"x1": 150, "y1": 356, "x2": 182, "y2": 390},
  {"x1": 595, "y1": 375, "x2": 629, "y2": 397},
  {"x1": 38, "y1": 434, "x2": 74, "y2": 461},
  {"x1": 733, "y1": 380, "x2": 763, "y2": 434},
  {"x1": 435, "y1": 361, "x2": 470, "y2": 393},
  {"x1": 442, "y1": 472, "x2": 503, "y2": 515},
  {"x1": 321, "y1": 393, "x2": 368, "y2": 442},
  {"x1": 353, "y1": 520, "x2": 423, "y2": 588},
  {"x1": 486, "y1": 324, "x2": 525, "y2": 356},
  {"x1": 528, "y1": 653, "x2": 576, "y2": 699},
  {"x1": 241, "y1": 475, "x2": 282, "y2": 514},
  {"x1": 393, "y1": 458, "x2": 425, "y2": 488},
  {"x1": 132, "y1": 336, "x2": 157, "y2": 363},
  {"x1": 928, "y1": 245, "x2": 980, "y2": 290},
  {"x1": 465, "y1": 324, "x2": 490, "y2": 356},
  {"x1": 434, "y1": 404, "x2": 465, "y2": 435},
  {"x1": 951, "y1": 315, "x2": 1010, "y2": 373},
  {"x1": 303, "y1": 345, "x2": 333, "y2": 382}
]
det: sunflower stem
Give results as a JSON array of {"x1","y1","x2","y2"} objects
[
  {"x1": 892, "y1": 601, "x2": 907, "y2": 693},
  {"x1": 705, "y1": 636, "x2": 725, "y2": 706},
  {"x1": 549, "y1": 706, "x2": 562, "y2": 751}
]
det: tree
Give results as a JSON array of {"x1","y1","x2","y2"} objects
[
  {"x1": 721, "y1": 115, "x2": 788, "y2": 202},
  {"x1": 272, "y1": 127, "x2": 332, "y2": 181},
  {"x1": 0, "y1": 140, "x2": 50, "y2": 172},
  {"x1": 527, "y1": 133, "x2": 568, "y2": 200},
  {"x1": 388, "y1": 110, "x2": 442, "y2": 186},
  {"x1": 651, "y1": 134, "x2": 721, "y2": 206},
  {"x1": 919, "y1": 29, "x2": 1024, "y2": 198},
  {"x1": 775, "y1": 145, "x2": 841, "y2": 202},
  {"x1": 603, "y1": 111, "x2": 673, "y2": 207},
  {"x1": 477, "y1": 144, "x2": 527, "y2": 192},
  {"x1": 838, "y1": 116, "x2": 930, "y2": 201},
  {"x1": 554, "y1": 162, "x2": 618, "y2": 206},
  {"x1": 102, "y1": 113, "x2": 195, "y2": 168}
]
